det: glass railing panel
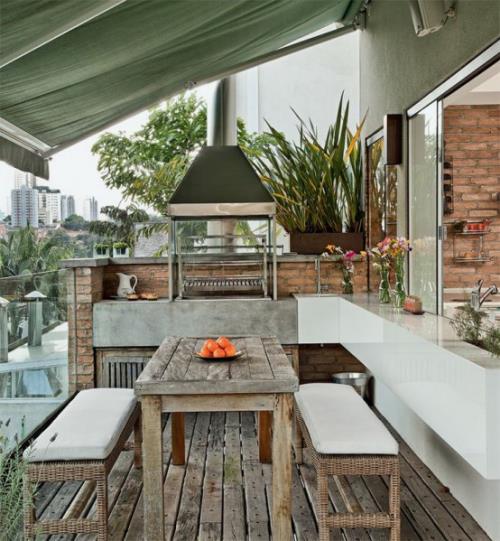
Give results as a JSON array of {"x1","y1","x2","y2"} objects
[{"x1": 0, "y1": 269, "x2": 70, "y2": 449}]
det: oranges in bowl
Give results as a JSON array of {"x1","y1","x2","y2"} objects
[{"x1": 198, "y1": 337, "x2": 239, "y2": 360}]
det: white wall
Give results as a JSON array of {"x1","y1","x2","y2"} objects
[{"x1": 235, "y1": 29, "x2": 360, "y2": 140}]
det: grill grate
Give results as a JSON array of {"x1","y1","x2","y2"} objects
[{"x1": 183, "y1": 276, "x2": 263, "y2": 292}]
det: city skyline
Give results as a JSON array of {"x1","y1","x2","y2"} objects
[
  {"x1": 6, "y1": 169, "x2": 99, "y2": 221},
  {"x1": 9, "y1": 171, "x2": 97, "y2": 227}
]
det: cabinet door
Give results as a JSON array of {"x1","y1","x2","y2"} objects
[{"x1": 297, "y1": 297, "x2": 340, "y2": 344}]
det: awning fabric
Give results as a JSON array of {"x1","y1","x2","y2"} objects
[{"x1": 0, "y1": 0, "x2": 363, "y2": 178}]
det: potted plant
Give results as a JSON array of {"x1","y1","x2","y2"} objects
[
  {"x1": 369, "y1": 236, "x2": 412, "y2": 307},
  {"x1": 253, "y1": 96, "x2": 365, "y2": 254},
  {"x1": 93, "y1": 242, "x2": 111, "y2": 257},
  {"x1": 369, "y1": 241, "x2": 392, "y2": 303},
  {"x1": 323, "y1": 244, "x2": 366, "y2": 294},
  {"x1": 112, "y1": 241, "x2": 129, "y2": 258}
]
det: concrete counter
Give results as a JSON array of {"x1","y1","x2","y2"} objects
[{"x1": 93, "y1": 298, "x2": 298, "y2": 347}]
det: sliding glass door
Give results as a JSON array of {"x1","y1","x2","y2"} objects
[{"x1": 408, "y1": 102, "x2": 442, "y2": 314}]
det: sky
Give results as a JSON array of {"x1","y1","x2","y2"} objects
[{"x1": 0, "y1": 83, "x2": 215, "y2": 217}]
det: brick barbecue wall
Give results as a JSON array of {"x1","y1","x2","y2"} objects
[
  {"x1": 104, "y1": 260, "x2": 369, "y2": 299},
  {"x1": 443, "y1": 105, "x2": 500, "y2": 289},
  {"x1": 299, "y1": 345, "x2": 367, "y2": 384},
  {"x1": 67, "y1": 267, "x2": 103, "y2": 390},
  {"x1": 103, "y1": 264, "x2": 169, "y2": 298},
  {"x1": 69, "y1": 259, "x2": 369, "y2": 390}
]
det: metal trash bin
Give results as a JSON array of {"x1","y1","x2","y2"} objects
[{"x1": 332, "y1": 372, "x2": 371, "y2": 400}]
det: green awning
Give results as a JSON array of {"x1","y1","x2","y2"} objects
[{"x1": 0, "y1": 0, "x2": 363, "y2": 178}]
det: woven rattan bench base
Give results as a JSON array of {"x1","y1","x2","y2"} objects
[
  {"x1": 23, "y1": 405, "x2": 142, "y2": 541},
  {"x1": 295, "y1": 407, "x2": 401, "y2": 541}
]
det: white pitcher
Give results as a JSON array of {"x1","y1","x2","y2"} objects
[{"x1": 116, "y1": 273, "x2": 137, "y2": 298}]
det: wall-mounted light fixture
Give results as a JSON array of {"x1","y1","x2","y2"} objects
[{"x1": 384, "y1": 114, "x2": 403, "y2": 165}]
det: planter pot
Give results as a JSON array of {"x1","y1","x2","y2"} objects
[
  {"x1": 93, "y1": 247, "x2": 110, "y2": 258},
  {"x1": 289, "y1": 232, "x2": 364, "y2": 255},
  {"x1": 113, "y1": 247, "x2": 130, "y2": 258}
]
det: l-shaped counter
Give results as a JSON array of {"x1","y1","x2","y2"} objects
[{"x1": 94, "y1": 293, "x2": 500, "y2": 539}]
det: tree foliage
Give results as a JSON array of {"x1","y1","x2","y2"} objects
[
  {"x1": 0, "y1": 226, "x2": 73, "y2": 277},
  {"x1": 89, "y1": 205, "x2": 149, "y2": 248},
  {"x1": 62, "y1": 214, "x2": 88, "y2": 231},
  {"x1": 91, "y1": 94, "x2": 273, "y2": 214}
]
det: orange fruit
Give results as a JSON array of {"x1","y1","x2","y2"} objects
[
  {"x1": 217, "y1": 336, "x2": 231, "y2": 349},
  {"x1": 224, "y1": 345, "x2": 237, "y2": 357},
  {"x1": 213, "y1": 348, "x2": 226, "y2": 358},
  {"x1": 199, "y1": 346, "x2": 212, "y2": 358},
  {"x1": 205, "y1": 339, "x2": 218, "y2": 352}
]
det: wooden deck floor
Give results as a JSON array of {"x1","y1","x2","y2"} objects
[{"x1": 34, "y1": 411, "x2": 490, "y2": 541}]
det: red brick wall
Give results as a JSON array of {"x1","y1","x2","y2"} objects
[
  {"x1": 443, "y1": 105, "x2": 500, "y2": 289},
  {"x1": 276, "y1": 260, "x2": 368, "y2": 296},
  {"x1": 299, "y1": 345, "x2": 367, "y2": 384},
  {"x1": 102, "y1": 260, "x2": 369, "y2": 299},
  {"x1": 67, "y1": 267, "x2": 103, "y2": 391},
  {"x1": 70, "y1": 260, "x2": 369, "y2": 390},
  {"x1": 103, "y1": 264, "x2": 168, "y2": 298}
]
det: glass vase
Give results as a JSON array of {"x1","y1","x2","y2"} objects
[
  {"x1": 342, "y1": 267, "x2": 354, "y2": 294},
  {"x1": 392, "y1": 255, "x2": 407, "y2": 309},
  {"x1": 378, "y1": 266, "x2": 391, "y2": 304}
]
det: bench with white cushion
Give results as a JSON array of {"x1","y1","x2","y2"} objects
[
  {"x1": 294, "y1": 383, "x2": 400, "y2": 541},
  {"x1": 23, "y1": 388, "x2": 142, "y2": 541}
]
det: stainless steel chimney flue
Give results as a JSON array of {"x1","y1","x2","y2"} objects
[
  {"x1": 208, "y1": 77, "x2": 237, "y2": 146},
  {"x1": 207, "y1": 77, "x2": 238, "y2": 252}
]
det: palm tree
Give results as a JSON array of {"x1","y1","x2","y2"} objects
[{"x1": 0, "y1": 226, "x2": 72, "y2": 278}]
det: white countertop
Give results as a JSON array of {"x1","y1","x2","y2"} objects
[
  {"x1": 294, "y1": 293, "x2": 500, "y2": 479},
  {"x1": 343, "y1": 294, "x2": 500, "y2": 370}
]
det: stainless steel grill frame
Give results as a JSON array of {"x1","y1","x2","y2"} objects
[
  {"x1": 175, "y1": 232, "x2": 269, "y2": 299},
  {"x1": 168, "y1": 217, "x2": 278, "y2": 301}
]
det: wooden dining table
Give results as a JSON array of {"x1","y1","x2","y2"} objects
[{"x1": 134, "y1": 335, "x2": 299, "y2": 540}]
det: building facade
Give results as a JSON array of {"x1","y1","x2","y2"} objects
[
  {"x1": 83, "y1": 196, "x2": 99, "y2": 221},
  {"x1": 67, "y1": 195, "x2": 76, "y2": 217},
  {"x1": 13, "y1": 170, "x2": 37, "y2": 189},
  {"x1": 11, "y1": 185, "x2": 39, "y2": 227},
  {"x1": 235, "y1": 26, "x2": 360, "y2": 140},
  {"x1": 36, "y1": 186, "x2": 61, "y2": 225}
]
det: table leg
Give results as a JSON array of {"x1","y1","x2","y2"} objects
[
  {"x1": 171, "y1": 412, "x2": 185, "y2": 466},
  {"x1": 258, "y1": 411, "x2": 273, "y2": 463},
  {"x1": 142, "y1": 396, "x2": 164, "y2": 541},
  {"x1": 272, "y1": 393, "x2": 293, "y2": 540}
]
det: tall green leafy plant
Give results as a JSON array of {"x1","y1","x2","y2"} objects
[
  {"x1": 0, "y1": 424, "x2": 33, "y2": 541},
  {"x1": 0, "y1": 226, "x2": 72, "y2": 278},
  {"x1": 89, "y1": 205, "x2": 149, "y2": 249},
  {"x1": 253, "y1": 96, "x2": 365, "y2": 234}
]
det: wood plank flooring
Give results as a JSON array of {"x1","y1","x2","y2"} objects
[{"x1": 34, "y1": 412, "x2": 490, "y2": 541}]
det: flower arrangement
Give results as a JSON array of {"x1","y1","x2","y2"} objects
[
  {"x1": 323, "y1": 245, "x2": 366, "y2": 294},
  {"x1": 369, "y1": 237, "x2": 412, "y2": 306}
]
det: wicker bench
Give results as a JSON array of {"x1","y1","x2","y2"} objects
[
  {"x1": 294, "y1": 383, "x2": 400, "y2": 541},
  {"x1": 23, "y1": 388, "x2": 142, "y2": 541}
]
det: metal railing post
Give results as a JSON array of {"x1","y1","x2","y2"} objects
[
  {"x1": 25, "y1": 291, "x2": 46, "y2": 347},
  {"x1": 0, "y1": 297, "x2": 9, "y2": 362}
]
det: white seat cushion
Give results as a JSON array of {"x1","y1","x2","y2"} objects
[
  {"x1": 295, "y1": 383, "x2": 398, "y2": 455},
  {"x1": 25, "y1": 388, "x2": 137, "y2": 462}
]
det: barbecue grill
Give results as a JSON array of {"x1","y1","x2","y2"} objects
[{"x1": 167, "y1": 77, "x2": 278, "y2": 300}]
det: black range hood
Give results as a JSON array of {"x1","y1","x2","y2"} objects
[
  {"x1": 167, "y1": 77, "x2": 275, "y2": 219},
  {"x1": 167, "y1": 145, "x2": 275, "y2": 218}
]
